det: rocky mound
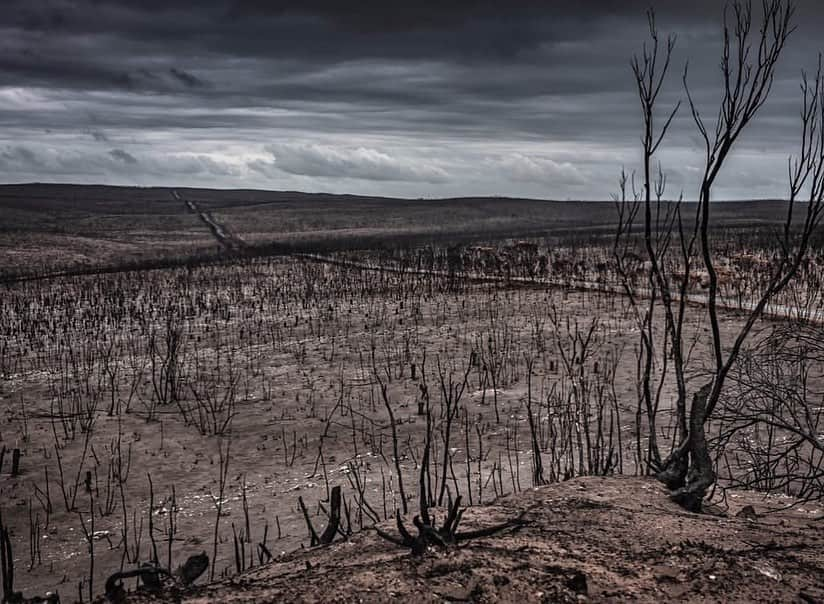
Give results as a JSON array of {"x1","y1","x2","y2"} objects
[{"x1": 122, "y1": 476, "x2": 824, "y2": 603}]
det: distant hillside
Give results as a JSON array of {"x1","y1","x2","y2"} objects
[{"x1": 0, "y1": 183, "x2": 798, "y2": 280}]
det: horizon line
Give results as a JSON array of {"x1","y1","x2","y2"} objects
[{"x1": 0, "y1": 181, "x2": 795, "y2": 205}]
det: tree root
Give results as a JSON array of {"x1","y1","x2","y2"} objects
[
  {"x1": 105, "y1": 564, "x2": 172, "y2": 603},
  {"x1": 105, "y1": 552, "x2": 209, "y2": 603},
  {"x1": 374, "y1": 496, "x2": 528, "y2": 555}
]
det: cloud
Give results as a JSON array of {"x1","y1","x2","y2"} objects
[
  {"x1": 0, "y1": 144, "x2": 241, "y2": 182},
  {"x1": 164, "y1": 153, "x2": 241, "y2": 177},
  {"x1": 0, "y1": 1, "x2": 820, "y2": 199},
  {"x1": 264, "y1": 143, "x2": 450, "y2": 183},
  {"x1": 490, "y1": 153, "x2": 585, "y2": 185},
  {"x1": 109, "y1": 148, "x2": 138, "y2": 164},
  {"x1": 0, "y1": 146, "x2": 47, "y2": 175},
  {"x1": 168, "y1": 68, "x2": 208, "y2": 89}
]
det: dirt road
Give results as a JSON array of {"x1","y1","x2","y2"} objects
[{"x1": 175, "y1": 190, "x2": 246, "y2": 252}]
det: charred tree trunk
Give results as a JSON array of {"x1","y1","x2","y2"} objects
[
  {"x1": 319, "y1": 486, "x2": 342, "y2": 545},
  {"x1": 657, "y1": 382, "x2": 715, "y2": 512}
]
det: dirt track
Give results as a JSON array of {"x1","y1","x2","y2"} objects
[{"x1": 176, "y1": 190, "x2": 246, "y2": 252}]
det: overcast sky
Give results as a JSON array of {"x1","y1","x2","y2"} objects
[{"x1": 2, "y1": 1, "x2": 824, "y2": 200}]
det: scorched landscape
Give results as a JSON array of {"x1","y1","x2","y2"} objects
[{"x1": 1, "y1": 1, "x2": 824, "y2": 603}]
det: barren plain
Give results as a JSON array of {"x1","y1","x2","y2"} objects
[{"x1": 0, "y1": 184, "x2": 822, "y2": 603}]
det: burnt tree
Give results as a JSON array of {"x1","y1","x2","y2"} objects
[{"x1": 618, "y1": 0, "x2": 824, "y2": 511}]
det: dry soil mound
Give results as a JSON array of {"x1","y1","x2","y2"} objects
[{"x1": 123, "y1": 476, "x2": 824, "y2": 603}]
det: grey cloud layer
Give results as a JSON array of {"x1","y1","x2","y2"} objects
[
  {"x1": 260, "y1": 143, "x2": 450, "y2": 183},
  {"x1": 1, "y1": 1, "x2": 823, "y2": 199}
]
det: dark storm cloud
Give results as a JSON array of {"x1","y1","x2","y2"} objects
[
  {"x1": 1, "y1": 1, "x2": 823, "y2": 198},
  {"x1": 168, "y1": 68, "x2": 209, "y2": 89},
  {"x1": 109, "y1": 149, "x2": 138, "y2": 164}
]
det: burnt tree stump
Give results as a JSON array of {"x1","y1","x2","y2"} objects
[{"x1": 10, "y1": 449, "x2": 20, "y2": 477}]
